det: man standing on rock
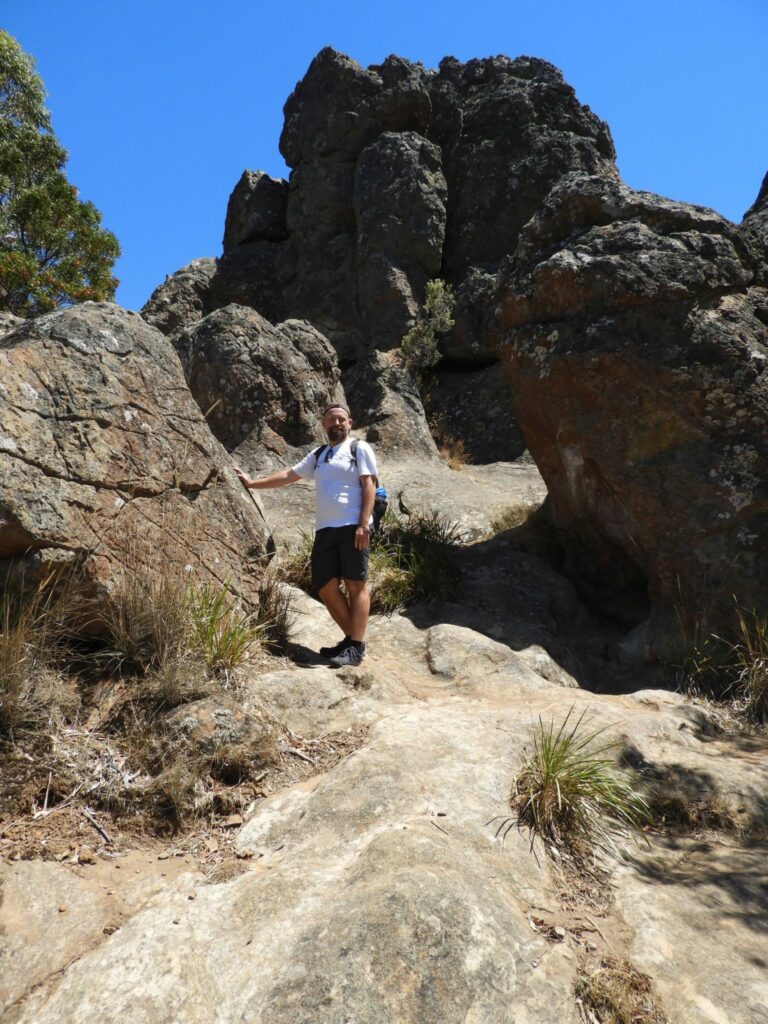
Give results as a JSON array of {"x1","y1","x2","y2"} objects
[{"x1": 236, "y1": 404, "x2": 376, "y2": 667}]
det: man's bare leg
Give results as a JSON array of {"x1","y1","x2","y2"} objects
[
  {"x1": 344, "y1": 579, "x2": 370, "y2": 643},
  {"x1": 317, "y1": 578, "x2": 352, "y2": 637}
]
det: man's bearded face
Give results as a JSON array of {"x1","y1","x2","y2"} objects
[{"x1": 323, "y1": 407, "x2": 352, "y2": 443}]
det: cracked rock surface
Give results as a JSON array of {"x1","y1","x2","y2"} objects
[{"x1": 0, "y1": 302, "x2": 271, "y2": 617}]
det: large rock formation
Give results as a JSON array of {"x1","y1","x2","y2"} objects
[
  {"x1": 174, "y1": 303, "x2": 344, "y2": 465},
  {"x1": 0, "y1": 303, "x2": 271, "y2": 620},
  {"x1": 142, "y1": 47, "x2": 616, "y2": 455},
  {"x1": 496, "y1": 174, "x2": 768, "y2": 652}
]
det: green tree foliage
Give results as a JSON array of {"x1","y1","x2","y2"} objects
[
  {"x1": 401, "y1": 278, "x2": 455, "y2": 389},
  {"x1": 0, "y1": 31, "x2": 119, "y2": 317}
]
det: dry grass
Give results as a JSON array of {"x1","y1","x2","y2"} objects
[
  {"x1": 103, "y1": 560, "x2": 193, "y2": 676},
  {"x1": 576, "y1": 956, "x2": 668, "y2": 1024},
  {"x1": 491, "y1": 499, "x2": 541, "y2": 534},
  {"x1": 429, "y1": 413, "x2": 469, "y2": 470},
  {"x1": 0, "y1": 575, "x2": 84, "y2": 738},
  {"x1": 277, "y1": 510, "x2": 461, "y2": 614},
  {"x1": 256, "y1": 569, "x2": 295, "y2": 653}
]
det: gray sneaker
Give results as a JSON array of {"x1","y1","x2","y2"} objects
[{"x1": 329, "y1": 644, "x2": 365, "y2": 668}]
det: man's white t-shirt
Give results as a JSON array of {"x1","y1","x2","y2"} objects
[{"x1": 292, "y1": 438, "x2": 378, "y2": 531}]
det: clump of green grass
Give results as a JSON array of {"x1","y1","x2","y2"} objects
[
  {"x1": 371, "y1": 507, "x2": 461, "y2": 612},
  {"x1": 497, "y1": 707, "x2": 650, "y2": 859},
  {"x1": 576, "y1": 956, "x2": 669, "y2": 1024},
  {"x1": 189, "y1": 580, "x2": 265, "y2": 673}
]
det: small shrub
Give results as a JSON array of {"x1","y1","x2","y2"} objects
[
  {"x1": 401, "y1": 279, "x2": 455, "y2": 390},
  {"x1": 576, "y1": 956, "x2": 669, "y2": 1024},
  {"x1": 189, "y1": 581, "x2": 264, "y2": 673},
  {"x1": 504, "y1": 707, "x2": 650, "y2": 859}
]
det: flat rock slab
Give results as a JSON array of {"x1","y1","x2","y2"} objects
[{"x1": 615, "y1": 837, "x2": 768, "y2": 1024}]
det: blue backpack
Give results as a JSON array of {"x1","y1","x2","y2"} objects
[{"x1": 313, "y1": 439, "x2": 389, "y2": 531}]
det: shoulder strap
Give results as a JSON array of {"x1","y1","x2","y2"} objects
[
  {"x1": 313, "y1": 445, "x2": 327, "y2": 466},
  {"x1": 350, "y1": 439, "x2": 358, "y2": 463}
]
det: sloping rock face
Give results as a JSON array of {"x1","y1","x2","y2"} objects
[
  {"x1": 0, "y1": 303, "x2": 271, "y2": 618},
  {"x1": 174, "y1": 303, "x2": 344, "y2": 464},
  {"x1": 496, "y1": 174, "x2": 768, "y2": 651}
]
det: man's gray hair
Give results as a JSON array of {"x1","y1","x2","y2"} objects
[{"x1": 322, "y1": 402, "x2": 351, "y2": 417}]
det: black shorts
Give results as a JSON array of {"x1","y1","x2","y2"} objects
[{"x1": 311, "y1": 525, "x2": 369, "y2": 591}]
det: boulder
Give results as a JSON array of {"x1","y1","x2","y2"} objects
[
  {"x1": 0, "y1": 311, "x2": 24, "y2": 339},
  {"x1": 222, "y1": 170, "x2": 288, "y2": 250},
  {"x1": 173, "y1": 303, "x2": 344, "y2": 463},
  {"x1": 0, "y1": 303, "x2": 271, "y2": 622},
  {"x1": 342, "y1": 349, "x2": 438, "y2": 458},
  {"x1": 497, "y1": 173, "x2": 768, "y2": 653},
  {"x1": 163, "y1": 697, "x2": 277, "y2": 764},
  {"x1": 141, "y1": 258, "x2": 217, "y2": 339}
]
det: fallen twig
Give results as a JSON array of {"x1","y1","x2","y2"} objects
[
  {"x1": 281, "y1": 745, "x2": 316, "y2": 765},
  {"x1": 82, "y1": 806, "x2": 112, "y2": 845}
]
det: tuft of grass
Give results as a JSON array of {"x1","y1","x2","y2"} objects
[
  {"x1": 491, "y1": 499, "x2": 541, "y2": 534},
  {"x1": 256, "y1": 570, "x2": 294, "y2": 653},
  {"x1": 103, "y1": 561, "x2": 193, "y2": 675},
  {"x1": 277, "y1": 529, "x2": 314, "y2": 595},
  {"x1": 189, "y1": 580, "x2": 264, "y2": 674},
  {"x1": 370, "y1": 507, "x2": 461, "y2": 612},
  {"x1": 429, "y1": 413, "x2": 469, "y2": 470},
  {"x1": 576, "y1": 956, "x2": 669, "y2": 1024},
  {"x1": 500, "y1": 707, "x2": 650, "y2": 859},
  {"x1": 678, "y1": 606, "x2": 768, "y2": 726},
  {"x1": 0, "y1": 577, "x2": 83, "y2": 737}
]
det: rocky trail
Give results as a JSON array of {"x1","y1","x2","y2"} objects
[{"x1": 2, "y1": 455, "x2": 767, "y2": 1024}]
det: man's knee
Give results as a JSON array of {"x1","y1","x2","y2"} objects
[
  {"x1": 317, "y1": 577, "x2": 342, "y2": 602},
  {"x1": 344, "y1": 578, "x2": 368, "y2": 597}
]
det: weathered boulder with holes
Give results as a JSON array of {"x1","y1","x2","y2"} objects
[
  {"x1": 173, "y1": 303, "x2": 345, "y2": 471},
  {"x1": 0, "y1": 303, "x2": 271, "y2": 625},
  {"x1": 497, "y1": 172, "x2": 768, "y2": 656}
]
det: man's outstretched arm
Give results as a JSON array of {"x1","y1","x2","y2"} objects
[{"x1": 236, "y1": 466, "x2": 301, "y2": 490}]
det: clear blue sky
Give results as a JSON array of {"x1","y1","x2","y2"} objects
[{"x1": 4, "y1": 0, "x2": 766, "y2": 311}]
